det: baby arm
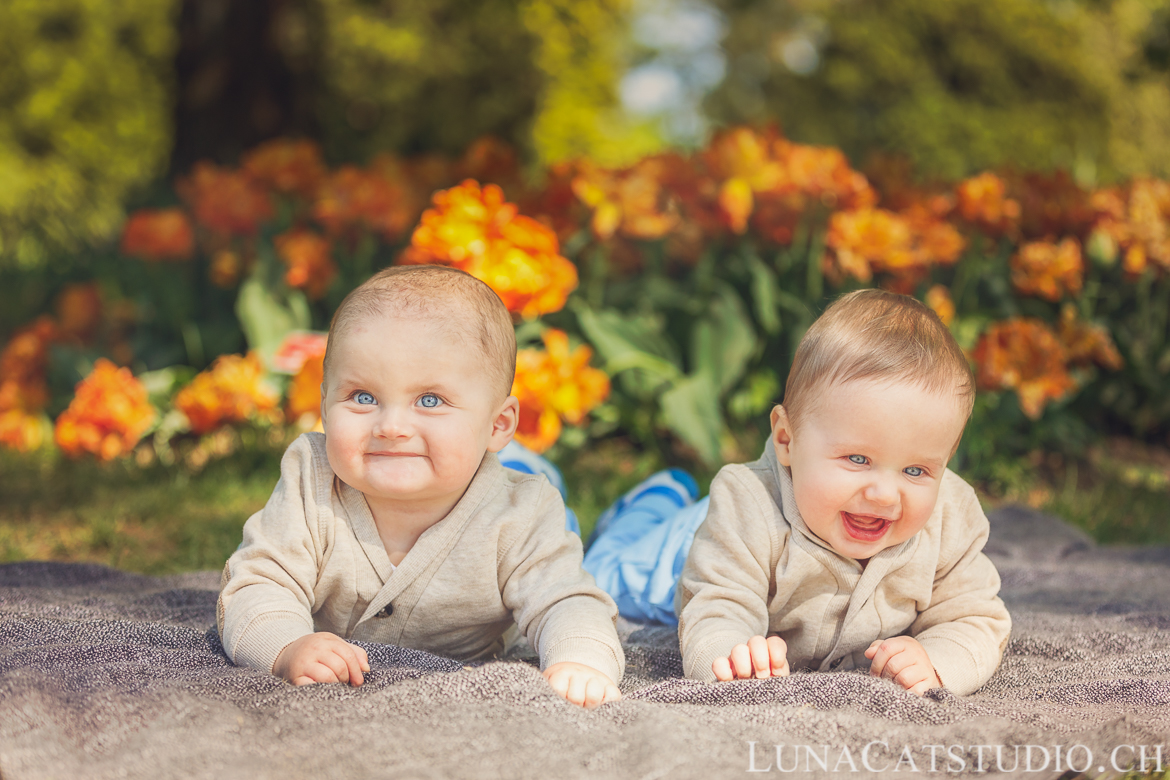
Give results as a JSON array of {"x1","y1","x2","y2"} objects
[
  {"x1": 542, "y1": 662, "x2": 622, "y2": 709},
  {"x1": 864, "y1": 636, "x2": 940, "y2": 696},
  {"x1": 217, "y1": 436, "x2": 327, "y2": 677},
  {"x1": 273, "y1": 632, "x2": 370, "y2": 686},
  {"x1": 908, "y1": 485, "x2": 1012, "y2": 696},
  {"x1": 676, "y1": 468, "x2": 779, "y2": 682},
  {"x1": 500, "y1": 481, "x2": 625, "y2": 708}
]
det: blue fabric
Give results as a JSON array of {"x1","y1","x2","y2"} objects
[
  {"x1": 588, "y1": 468, "x2": 699, "y2": 545},
  {"x1": 583, "y1": 470, "x2": 709, "y2": 626},
  {"x1": 497, "y1": 440, "x2": 579, "y2": 536}
]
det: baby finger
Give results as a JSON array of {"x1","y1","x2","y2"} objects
[
  {"x1": 748, "y1": 636, "x2": 771, "y2": 678},
  {"x1": 583, "y1": 677, "x2": 607, "y2": 709},
  {"x1": 567, "y1": 673, "x2": 589, "y2": 706},
  {"x1": 729, "y1": 644, "x2": 753, "y2": 679}
]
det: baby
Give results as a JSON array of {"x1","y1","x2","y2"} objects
[
  {"x1": 677, "y1": 289, "x2": 1011, "y2": 695},
  {"x1": 217, "y1": 265, "x2": 624, "y2": 708}
]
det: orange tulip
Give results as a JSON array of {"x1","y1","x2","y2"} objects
[
  {"x1": 1058, "y1": 304, "x2": 1123, "y2": 371},
  {"x1": 572, "y1": 157, "x2": 680, "y2": 241},
  {"x1": 275, "y1": 229, "x2": 337, "y2": 299},
  {"x1": 956, "y1": 172, "x2": 1021, "y2": 238},
  {"x1": 242, "y1": 139, "x2": 327, "y2": 198},
  {"x1": 54, "y1": 359, "x2": 156, "y2": 460},
  {"x1": 286, "y1": 353, "x2": 325, "y2": 427},
  {"x1": 404, "y1": 180, "x2": 579, "y2": 319},
  {"x1": 510, "y1": 329, "x2": 610, "y2": 453},
  {"x1": 0, "y1": 409, "x2": 51, "y2": 452},
  {"x1": 313, "y1": 166, "x2": 414, "y2": 241},
  {"x1": 925, "y1": 285, "x2": 955, "y2": 327},
  {"x1": 0, "y1": 316, "x2": 59, "y2": 415},
  {"x1": 120, "y1": 208, "x2": 195, "y2": 261},
  {"x1": 1011, "y1": 238, "x2": 1083, "y2": 301},
  {"x1": 175, "y1": 352, "x2": 279, "y2": 435},
  {"x1": 971, "y1": 319, "x2": 1076, "y2": 419},
  {"x1": 179, "y1": 163, "x2": 274, "y2": 236}
]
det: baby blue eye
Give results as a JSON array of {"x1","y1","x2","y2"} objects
[
  {"x1": 417, "y1": 393, "x2": 443, "y2": 408},
  {"x1": 904, "y1": 466, "x2": 925, "y2": 477},
  {"x1": 355, "y1": 392, "x2": 376, "y2": 405},
  {"x1": 848, "y1": 454, "x2": 868, "y2": 465}
]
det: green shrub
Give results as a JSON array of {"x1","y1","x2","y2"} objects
[{"x1": 0, "y1": 0, "x2": 178, "y2": 267}]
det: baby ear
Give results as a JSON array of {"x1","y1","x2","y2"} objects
[
  {"x1": 770, "y1": 405, "x2": 794, "y2": 467},
  {"x1": 487, "y1": 395, "x2": 520, "y2": 452}
]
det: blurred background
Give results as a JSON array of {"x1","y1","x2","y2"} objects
[{"x1": 2, "y1": 0, "x2": 1169, "y2": 573}]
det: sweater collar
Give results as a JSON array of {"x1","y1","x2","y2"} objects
[{"x1": 339, "y1": 451, "x2": 504, "y2": 589}]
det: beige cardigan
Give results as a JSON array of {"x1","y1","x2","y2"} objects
[
  {"x1": 217, "y1": 433, "x2": 624, "y2": 684},
  {"x1": 677, "y1": 441, "x2": 1010, "y2": 695}
]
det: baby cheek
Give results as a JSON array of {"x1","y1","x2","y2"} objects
[{"x1": 325, "y1": 427, "x2": 364, "y2": 468}]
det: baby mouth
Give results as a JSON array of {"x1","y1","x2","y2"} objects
[{"x1": 841, "y1": 511, "x2": 893, "y2": 542}]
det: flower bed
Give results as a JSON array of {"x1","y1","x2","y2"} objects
[{"x1": 2, "y1": 130, "x2": 1167, "y2": 482}]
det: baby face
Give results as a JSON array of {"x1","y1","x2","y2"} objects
[
  {"x1": 321, "y1": 314, "x2": 515, "y2": 518},
  {"x1": 771, "y1": 377, "x2": 968, "y2": 561}
]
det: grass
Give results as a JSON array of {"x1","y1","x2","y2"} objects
[
  {"x1": 974, "y1": 437, "x2": 1170, "y2": 546},
  {"x1": 0, "y1": 428, "x2": 287, "y2": 575},
  {"x1": 1, "y1": 429, "x2": 1168, "y2": 576}
]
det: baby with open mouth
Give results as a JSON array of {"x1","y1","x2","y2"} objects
[
  {"x1": 586, "y1": 289, "x2": 1011, "y2": 695},
  {"x1": 672, "y1": 289, "x2": 1012, "y2": 696}
]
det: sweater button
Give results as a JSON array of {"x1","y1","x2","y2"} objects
[{"x1": 377, "y1": 603, "x2": 393, "y2": 618}]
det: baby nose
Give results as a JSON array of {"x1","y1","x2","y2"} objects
[
  {"x1": 863, "y1": 474, "x2": 898, "y2": 506},
  {"x1": 373, "y1": 406, "x2": 411, "y2": 437}
]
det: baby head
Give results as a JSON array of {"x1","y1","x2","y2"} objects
[
  {"x1": 320, "y1": 265, "x2": 519, "y2": 513},
  {"x1": 770, "y1": 289, "x2": 975, "y2": 561}
]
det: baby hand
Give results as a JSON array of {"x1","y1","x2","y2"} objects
[
  {"x1": 542, "y1": 661, "x2": 622, "y2": 709},
  {"x1": 273, "y1": 631, "x2": 371, "y2": 687},
  {"x1": 712, "y1": 635, "x2": 790, "y2": 681},
  {"x1": 864, "y1": 636, "x2": 941, "y2": 696}
]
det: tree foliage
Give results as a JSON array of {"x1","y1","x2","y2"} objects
[
  {"x1": 316, "y1": 0, "x2": 544, "y2": 160},
  {"x1": 315, "y1": 0, "x2": 656, "y2": 166},
  {"x1": 707, "y1": 0, "x2": 1170, "y2": 182},
  {"x1": 0, "y1": 0, "x2": 177, "y2": 267}
]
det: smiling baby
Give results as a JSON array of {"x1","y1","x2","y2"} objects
[
  {"x1": 677, "y1": 289, "x2": 1011, "y2": 696},
  {"x1": 217, "y1": 265, "x2": 624, "y2": 708}
]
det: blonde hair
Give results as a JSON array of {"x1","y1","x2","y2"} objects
[
  {"x1": 783, "y1": 289, "x2": 975, "y2": 431},
  {"x1": 324, "y1": 265, "x2": 516, "y2": 399}
]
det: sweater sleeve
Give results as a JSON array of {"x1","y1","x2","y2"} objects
[
  {"x1": 910, "y1": 480, "x2": 1012, "y2": 696},
  {"x1": 216, "y1": 435, "x2": 323, "y2": 673},
  {"x1": 498, "y1": 479, "x2": 625, "y2": 685},
  {"x1": 676, "y1": 466, "x2": 777, "y2": 681}
]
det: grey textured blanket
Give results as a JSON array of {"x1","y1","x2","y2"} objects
[{"x1": 2, "y1": 506, "x2": 1169, "y2": 779}]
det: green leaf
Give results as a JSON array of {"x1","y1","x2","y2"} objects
[
  {"x1": 235, "y1": 273, "x2": 311, "y2": 366},
  {"x1": 661, "y1": 373, "x2": 724, "y2": 466},
  {"x1": 692, "y1": 283, "x2": 757, "y2": 396},
  {"x1": 952, "y1": 315, "x2": 990, "y2": 352},
  {"x1": 573, "y1": 302, "x2": 681, "y2": 378},
  {"x1": 728, "y1": 370, "x2": 781, "y2": 421},
  {"x1": 744, "y1": 252, "x2": 782, "y2": 335},
  {"x1": 138, "y1": 366, "x2": 197, "y2": 405},
  {"x1": 513, "y1": 319, "x2": 545, "y2": 348}
]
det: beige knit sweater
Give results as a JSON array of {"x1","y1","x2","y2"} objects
[
  {"x1": 676, "y1": 441, "x2": 1010, "y2": 695},
  {"x1": 217, "y1": 433, "x2": 625, "y2": 684}
]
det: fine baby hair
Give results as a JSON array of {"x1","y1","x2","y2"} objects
[
  {"x1": 323, "y1": 264, "x2": 517, "y2": 400},
  {"x1": 782, "y1": 288, "x2": 975, "y2": 434}
]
